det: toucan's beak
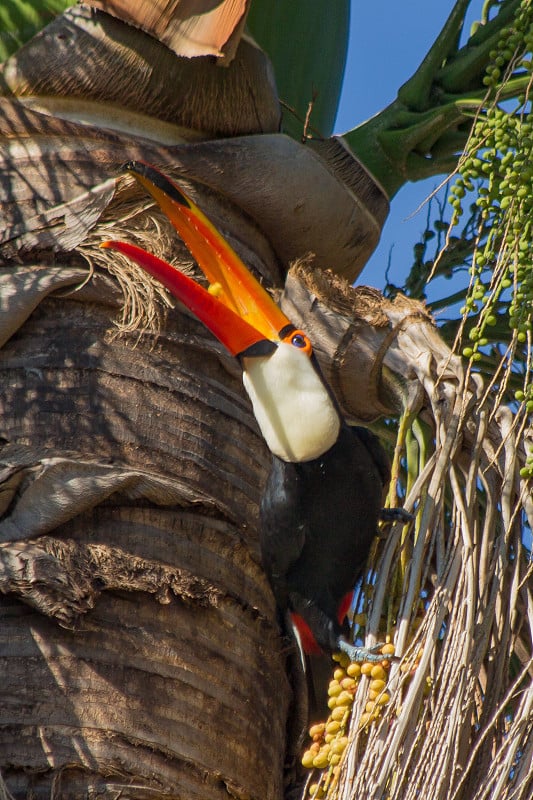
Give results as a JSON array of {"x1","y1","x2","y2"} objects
[
  {"x1": 102, "y1": 162, "x2": 340, "y2": 463},
  {"x1": 101, "y1": 162, "x2": 295, "y2": 358}
]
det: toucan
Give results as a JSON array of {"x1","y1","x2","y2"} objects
[{"x1": 101, "y1": 162, "x2": 397, "y2": 664}]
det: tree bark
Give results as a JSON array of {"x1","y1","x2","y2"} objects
[{"x1": 0, "y1": 248, "x2": 296, "y2": 798}]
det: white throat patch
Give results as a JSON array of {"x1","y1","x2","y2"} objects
[{"x1": 242, "y1": 342, "x2": 340, "y2": 462}]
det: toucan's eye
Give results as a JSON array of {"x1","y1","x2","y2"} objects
[{"x1": 285, "y1": 329, "x2": 313, "y2": 356}]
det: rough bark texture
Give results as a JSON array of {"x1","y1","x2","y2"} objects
[{"x1": 0, "y1": 257, "x2": 291, "y2": 799}]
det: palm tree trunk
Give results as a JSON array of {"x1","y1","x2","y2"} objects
[{"x1": 0, "y1": 242, "x2": 294, "y2": 798}]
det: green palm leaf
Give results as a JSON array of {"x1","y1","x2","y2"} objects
[{"x1": 247, "y1": 0, "x2": 350, "y2": 138}]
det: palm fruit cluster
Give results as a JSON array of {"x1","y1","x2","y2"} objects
[
  {"x1": 301, "y1": 643, "x2": 395, "y2": 798},
  {"x1": 447, "y1": 0, "x2": 533, "y2": 475},
  {"x1": 454, "y1": 97, "x2": 533, "y2": 360}
]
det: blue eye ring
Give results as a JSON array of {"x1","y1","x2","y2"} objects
[
  {"x1": 291, "y1": 333, "x2": 307, "y2": 348},
  {"x1": 283, "y1": 329, "x2": 312, "y2": 356}
]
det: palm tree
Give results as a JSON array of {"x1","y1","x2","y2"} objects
[{"x1": 0, "y1": 2, "x2": 531, "y2": 799}]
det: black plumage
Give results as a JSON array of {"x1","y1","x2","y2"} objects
[{"x1": 260, "y1": 423, "x2": 390, "y2": 656}]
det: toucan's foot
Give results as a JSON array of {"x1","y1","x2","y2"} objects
[
  {"x1": 380, "y1": 507, "x2": 414, "y2": 524},
  {"x1": 336, "y1": 640, "x2": 391, "y2": 664}
]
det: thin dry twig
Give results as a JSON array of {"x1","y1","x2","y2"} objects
[{"x1": 329, "y1": 333, "x2": 532, "y2": 800}]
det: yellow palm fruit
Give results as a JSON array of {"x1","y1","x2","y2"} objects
[
  {"x1": 347, "y1": 662, "x2": 362, "y2": 678},
  {"x1": 336, "y1": 652, "x2": 351, "y2": 669},
  {"x1": 301, "y1": 749, "x2": 316, "y2": 769},
  {"x1": 312, "y1": 749, "x2": 330, "y2": 769},
  {"x1": 326, "y1": 720, "x2": 341, "y2": 735},
  {"x1": 309, "y1": 723, "x2": 326, "y2": 740},
  {"x1": 359, "y1": 710, "x2": 379, "y2": 728},
  {"x1": 340, "y1": 677, "x2": 357, "y2": 692},
  {"x1": 370, "y1": 664, "x2": 387, "y2": 681},
  {"x1": 330, "y1": 705, "x2": 347, "y2": 722},
  {"x1": 330, "y1": 737, "x2": 349, "y2": 755},
  {"x1": 336, "y1": 690, "x2": 354, "y2": 706}
]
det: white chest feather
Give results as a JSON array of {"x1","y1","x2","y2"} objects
[{"x1": 242, "y1": 343, "x2": 340, "y2": 462}]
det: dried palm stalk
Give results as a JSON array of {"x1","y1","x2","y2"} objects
[
  {"x1": 283, "y1": 265, "x2": 532, "y2": 800},
  {"x1": 85, "y1": 0, "x2": 251, "y2": 61}
]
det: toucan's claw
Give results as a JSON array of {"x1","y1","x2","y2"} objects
[{"x1": 337, "y1": 639, "x2": 394, "y2": 664}]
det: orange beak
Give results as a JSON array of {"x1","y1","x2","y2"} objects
[{"x1": 101, "y1": 162, "x2": 294, "y2": 358}]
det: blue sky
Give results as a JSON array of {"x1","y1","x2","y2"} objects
[{"x1": 334, "y1": 1, "x2": 482, "y2": 291}]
